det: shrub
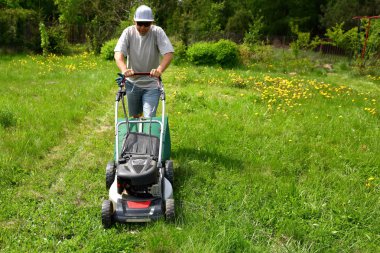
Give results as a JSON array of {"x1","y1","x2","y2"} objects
[
  {"x1": 214, "y1": 39, "x2": 239, "y2": 67},
  {"x1": 187, "y1": 42, "x2": 217, "y2": 66},
  {"x1": 100, "y1": 38, "x2": 118, "y2": 61},
  {"x1": 187, "y1": 39, "x2": 240, "y2": 67},
  {"x1": 289, "y1": 22, "x2": 313, "y2": 57},
  {"x1": 325, "y1": 22, "x2": 357, "y2": 56},
  {"x1": 243, "y1": 16, "x2": 264, "y2": 46},
  {"x1": 39, "y1": 22, "x2": 49, "y2": 56},
  {"x1": 239, "y1": 44, "x2": 253, "y2": 66},
  {"x1": 172, "y1": 40, "x2": 187, "y2": 65},
  {"x1": 38, "y1": 24, "x2": 68, "y2": 55},
  {"x1": 47, "y1": 25, "x2": 68, "y2": 55},
  {"x1": 252, "y1": 44, "x2": 274, "y2": 63},
  {"x1": 239, "y1": 43, "x2": 274, "y2": 66}
]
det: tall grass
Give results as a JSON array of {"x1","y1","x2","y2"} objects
[{"x1": 0, "y1": 53, "x2": 379, "y2": 252}]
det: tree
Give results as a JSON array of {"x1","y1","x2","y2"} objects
[
  {"x1": 225, "y1": 9, "x2": 254, "y2": 42},
  {"x1": 148, "y1": 0, "x2": 177, "y2": 29},
  {"x1": 3, "y1": 0, "x2": 380, "y2": 54},
  {"x1": 0, "y1": 6, "x2": 40, "y2": 51},
  {"x1": 54, "y1": 0, "x2": 133, "y2": 52},
  {"x1": 167, "y1": 0, "x2": 226, "y2": 43},
  {"x1": 321, "y1": 0, "x2": 380, "y2": 30}
]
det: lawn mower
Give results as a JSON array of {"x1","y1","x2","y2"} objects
[{"x1": 101, "y1": 73, "x2": 174, "y2": 228}]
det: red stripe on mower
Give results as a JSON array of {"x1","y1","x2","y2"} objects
[{"x1": 127, "y1": 200, "x2": 152, "y2": 209}]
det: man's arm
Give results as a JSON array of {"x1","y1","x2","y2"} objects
[
  {"x1": 114, "y1": 52, "x2": 134, "y2": 76},
  {"x1": 151, "y1": 52, "x2": 174, "y2": 77}
]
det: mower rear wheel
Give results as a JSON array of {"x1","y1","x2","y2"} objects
[
  {"x1": 106, "y1": 161, "x2": 116, "y2": 190},
  {"x1": 101, "y1": 200, "x2": 114, "y2": 229},
  {"x1": 164, "y1": 160, "x2": 174, "y2": 185},
  {"x1": 165, "y1": 198, "x2": 175, "y2": 222}
]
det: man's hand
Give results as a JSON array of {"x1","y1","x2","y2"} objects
[
  {"x1": 123, "y1": 69, "x2": 135, "y2": 77},
  {"x1": 150, "y1": 53, "x2": 173, "y2": 77},
  {"x1": 150, "y1": 68, "x2": 162, "y2": 78}
]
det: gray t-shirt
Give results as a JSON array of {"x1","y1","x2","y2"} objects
[{"x1": 114, "y1": 25, "x2": 174, "y2": 89}]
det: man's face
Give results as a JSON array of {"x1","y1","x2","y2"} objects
[{"x1": 135, "y1": 21, "x2": 152, "y2": 36}]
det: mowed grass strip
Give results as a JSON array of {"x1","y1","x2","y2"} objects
[
  {"x1": 0, "y1": 55, "x2": 379, "y2": 252},
  {"x1": 0, "y1": 53, "x2": 115, "y2": 187}
]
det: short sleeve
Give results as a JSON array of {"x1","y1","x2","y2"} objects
[
  {"x1": 114, "y1": 28, "x2": 129, "y2": 57},
  {"x1": 156, "y1": 27, "x2": 174, "y2": 55}
]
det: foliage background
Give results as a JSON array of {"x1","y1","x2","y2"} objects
[{"x1": 1, "y1": 0, "x2": 380, "y2": 53}]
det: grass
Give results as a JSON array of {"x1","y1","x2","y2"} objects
[{"x1": 0, "y1": 52, "x2": 379, "y2": 252}]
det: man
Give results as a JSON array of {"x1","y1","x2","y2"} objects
[{"x1": 114, "y1": 5, "x2": 174, "y2": 118}]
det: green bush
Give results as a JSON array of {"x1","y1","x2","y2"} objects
[
  {"x1": 172, "y1": 40, "x2": 187, "y2": 65},
  {"x1": 243, "y1": 16, "x2": 264, "y2": 45},
  {"x1": 238, "y1": 44, "x2": 253, "y2": 66},
  {"x1": 289, "y1": 22, "x2": 313, "y2": 57},
  {"x1": 187, "y1": 39, "x2": 240, "y2": 67},
  {"x1": 187, "y1": 41, "x2": 217, "y2": 66},
  {"x1": 239, "y1": 43, "x2": 274, "y2": 66},
  {"x1": 214, "y1": 39, "x2": 239, "y2": 67},
  {"x1": 100, "y1": 38, "x2": 118, "y2": 61},
  {"x1": 38, "y1": 24, "x2": 68, "y2": 55},
  {"x1": 39, "y1": 22, "x2": 49, "y2": 56},
  {"x1": 325, "y1": 22, "x2": 357, "y2": 55},
  {"x1": 47, "y1": 25, "x2": 68, "y2": 55}
]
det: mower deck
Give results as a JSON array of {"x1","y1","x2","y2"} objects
[{"x1": 114, "y1": 196, "x2": 163, "y2": 223}]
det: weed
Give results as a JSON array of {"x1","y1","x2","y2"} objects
[{"x1": 0, "y1": 108, "x2": 16, "y2": 128}]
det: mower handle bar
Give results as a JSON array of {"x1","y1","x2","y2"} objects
[
  {"x1": 131, "y1": 72, "x2": 162, "y2": 81},
  {"x1": 133, "y1": 72, "x2": 151, "y2": 76}
]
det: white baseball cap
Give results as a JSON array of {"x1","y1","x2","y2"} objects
[{"x1": 134, "y1": 5, "x2": 154, "y2": 22}]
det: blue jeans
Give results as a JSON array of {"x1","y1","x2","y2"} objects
[{"x1": 125, "y1": 81, "x2": 160, "y2": 118}]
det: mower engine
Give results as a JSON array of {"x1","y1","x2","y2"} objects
[{"x1": 116, "y1": 156, "x2": 161, "y2": 197}]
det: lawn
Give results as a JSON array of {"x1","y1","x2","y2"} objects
[{"x1": 0, "y1": 53, "x2": 379, "y2": 252}]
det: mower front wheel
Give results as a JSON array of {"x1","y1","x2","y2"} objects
[
  {"x1": 165, "y1": 198, "x2": 175, "y2": 222},
  {"x1": 164, "y1": 160, "x2": 174, "y2": 185},
  {"x1": 101, "y1": 200, "x2": 114, "y2": 229},
  {"x1": 105, "y1": 161, "x2": 116, "y2": 190}
]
